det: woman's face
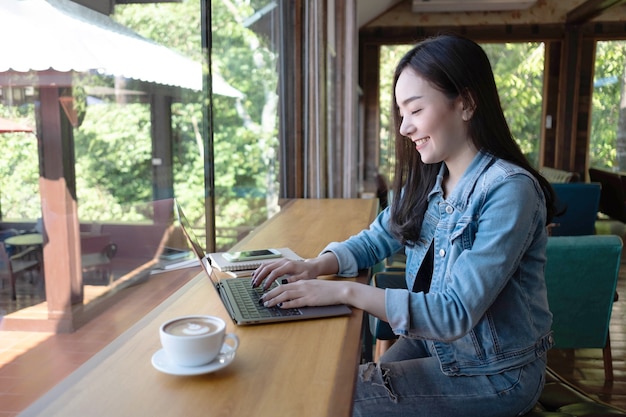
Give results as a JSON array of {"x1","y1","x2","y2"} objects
[{"x1": 395, "y1": 68, "x2": 471, "y2": 166}]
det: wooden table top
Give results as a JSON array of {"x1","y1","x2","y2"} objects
[
  {"x1": 20, "y1": 198, "x2": 379, "y2": 417},
  {"x1": 4, "y1": 233, "x2": 43, "y2": 247}
]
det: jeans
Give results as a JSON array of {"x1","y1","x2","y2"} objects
[{"x1": 353, "y1": 338, "x2": 546, "y2": 417}]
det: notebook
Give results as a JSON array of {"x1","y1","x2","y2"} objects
[
  {"x1": 173, "y1": 201, "x2": 352, "y2": 325},
  {"x1": 209, "y1": 247, "x2": 303, "y2": 272}
]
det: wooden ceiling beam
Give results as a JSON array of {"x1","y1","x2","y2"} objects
[{"x1": 567, "y1": 0, "x2": 626, "y2": 25}]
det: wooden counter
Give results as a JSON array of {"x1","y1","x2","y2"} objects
[{"x1": 20, "y1": 198, "x2": 379, "y2": 417}]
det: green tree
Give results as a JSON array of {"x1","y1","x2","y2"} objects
[
  {"x1": 590, "y1": 40, "x2": 626, "y2": 170},
  {"x1": 0, "y1": 107, "x2": 39, "y2": 220},
  {"x1": 483, "y1": 42, "x2": 544, "y2": 167},
  {"x1": 73, "y1": 102, "x2": 153, "y2": 220},
  {"x1": 105, "y1": 0, "x2": 279, "y2": 250}
]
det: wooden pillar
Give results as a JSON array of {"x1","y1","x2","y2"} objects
[
  {"x1": 38, "y1": 86, "x2": 83, "y2": 332},
  {"x1": 359, "y1": 42, "x2": 380, "y2": 193},
  {"x1": 278, "y1": 0, "x2": 304, "y2": 198},
  {"x1": 151, "y1": 93, "x2": 174, "y2": 201},
  {"x1": 335, "y1": 0, "x2": 359, "y2": 198},
  {"x1": 546, "y1": 25, "x2": 596, "y2": 180},
  {"x1": 555, "y1": 26, "x2": 582, "y2": 173},
  {"x1": 574, "y1": 38, "x2": 596, "y2": 179},
  {"x1": 540, "y1": 41, "x2": 561, "y2": 169}
]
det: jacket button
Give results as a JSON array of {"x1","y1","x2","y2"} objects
[
  {"x1": 439, "y1": 248, "x2": 446, "y2": 257},
  {"x1": 445, "y1": 206, "x2": 454, "y2": 214}
]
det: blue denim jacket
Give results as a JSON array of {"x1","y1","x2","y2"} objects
[{"x1": 324, "y1": 150, "x2": 553, "y2": 375}]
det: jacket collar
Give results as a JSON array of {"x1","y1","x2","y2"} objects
[{"x1": 430, "y1": 150, "x2": 495, "y2": 210}]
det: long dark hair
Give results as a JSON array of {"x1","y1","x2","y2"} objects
[{"x1": 389, "y1": 34, "x2": 556, "y2": 245}]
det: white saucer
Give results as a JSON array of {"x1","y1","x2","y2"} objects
[{"x1": 151, "y1": 344, "x2": 236, "y2": 376}]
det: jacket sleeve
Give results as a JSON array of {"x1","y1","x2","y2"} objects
[
  {"x1": 386, "y1": 174, "x2": 547, "y2": 341},
  {"x1": 321, "y1": 207, "x2": 403, "y2": 277}
]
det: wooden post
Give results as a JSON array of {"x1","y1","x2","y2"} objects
[{"x1": 37, "y1": 86, "x2": 83, "y2": 332}]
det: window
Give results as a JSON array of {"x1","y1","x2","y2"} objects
[
  {"x1": 211, "y1": 0, "x2": 281, "y2": 251},
  {"x1": 590, "y1": 40, "x2": 626, "y2": 170}
]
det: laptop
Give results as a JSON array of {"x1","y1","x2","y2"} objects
[{"x1": 173, "y1": 201, "x2": 352, "y2": 325}]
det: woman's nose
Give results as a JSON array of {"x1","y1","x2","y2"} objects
[{"x1": 399, "y1": 118, "x2": 414, "y2": 137}]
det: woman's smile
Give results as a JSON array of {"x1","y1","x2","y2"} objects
[{"x1": 412, "y1": 136, "x2": 430, "y2": 150}]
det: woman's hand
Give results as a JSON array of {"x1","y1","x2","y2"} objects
[
  {"x1": 251, "y1": 258, "x2": 318, "y2": 289},
  {"x1": 260, "y1": 279, "x2": 351, "y2": 309},
  {"x1": 251, "y1": 252, "x2": 340, "y2": 290},
  {"x1": 260, "y1": 278, "x2": 389, "y2": 322}
]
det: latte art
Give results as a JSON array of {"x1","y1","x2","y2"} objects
[
  {"x1": 184, "y1": 323, "x2": 211, "y2": 335},
  {"x1": 164, "y1": 318, "x2": 218, "y2": 337}
]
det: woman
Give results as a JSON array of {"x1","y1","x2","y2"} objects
[{"x1": 252, "y1": 34, "x2": 556, "y2": 417}]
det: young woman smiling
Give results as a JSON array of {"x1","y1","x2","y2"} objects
[{"x1": 253, "y1": 34, "x2": 556, "y2": 417}]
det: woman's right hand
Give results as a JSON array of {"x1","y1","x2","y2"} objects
[
  {"x1": 251, "y1": 252, "x2": 339, "y2": 290},
  {"x1": 251, "y1": 258, "x2": 317, "y2": 290}
]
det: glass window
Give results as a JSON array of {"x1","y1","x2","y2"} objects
[
  {"x1": 0, "y1": 0, "x2": 211, "y2": 311},
  {"x1": 1, "y1": 1, "x2": 209, "y2": 226},
  {"x1": 590, "y1": 40, "x2": 626, "y2": 170},
  {"x1": 211, "y1": 0, "x2": 281, "y2": 251},
  {"x1": 0, "y1": 0, "x2": 284, "y2": 258},
  {"x1": 483, "y1": 42, "x2": 544, "y2": 168},
  {"x1": 75, "y1": 1, "x2": 208, "y2": 225},
  {"x1": 0, "y1": 115, "x2": 39, "y2": 221}
]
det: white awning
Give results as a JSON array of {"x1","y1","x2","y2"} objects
[{"x1": 0, "y1": 0, "x2": 243, "y2": 97}]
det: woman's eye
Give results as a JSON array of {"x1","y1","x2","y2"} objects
[{"x1": 411, "y1": 109, "x2": 421, "y2": 115}]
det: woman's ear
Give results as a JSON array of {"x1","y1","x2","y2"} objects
[
  {"x1": 461, "y1": 107, "x2": 474, "y2": 122},
  {"x1": 461, "y1": 91, "x2": 476, "y2": 121}
]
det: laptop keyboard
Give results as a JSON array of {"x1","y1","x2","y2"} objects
[{"x1": 228, "y1": 279, "x2": 302, "y2": 320}]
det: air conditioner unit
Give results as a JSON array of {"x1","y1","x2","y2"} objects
[{"x1": 412, "y1": 0, "x2": 537, "y2": 12}]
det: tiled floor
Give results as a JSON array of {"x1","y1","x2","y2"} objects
[
  {"x1": 0, "y1": 267, "x2": 200, "y2": 417},
  {"x1": 0, "y1": 272, "x2": 46, "y2": 320}
]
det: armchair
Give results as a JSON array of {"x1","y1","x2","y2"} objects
[
  {"x1": 549, "y1": 183, "x2": 601, "y2": 236},
  {"x1": 369, "y1": 271, "x2": 405, "y2": 361},
  {"x1": 544, "y1": 234, "x2": 622, "y2": 381},
  {"x1": 82, "y1": 242, "x2": 118, "y2": 285},
  {"x1": 0, "y1": 242, "x2": 41, "y2": 300}
]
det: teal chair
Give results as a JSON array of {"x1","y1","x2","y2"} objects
[
  {"x1": 544, "y1": 235, "x2": 622, "y2": 381},
  {"x1": 550, "y1": 182, "x2": 601, "y2": 236},
  {"x1": 368, "y1": 271, "x2": 405, "y2": 361}
]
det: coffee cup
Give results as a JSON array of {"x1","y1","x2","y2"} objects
[{"x1": 159, "y1": 315, "x2": 239, "y2": 367}]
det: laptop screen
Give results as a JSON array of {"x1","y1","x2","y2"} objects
[{"x1": 173, "y1": 200, "x2": 219, "y2": 286}]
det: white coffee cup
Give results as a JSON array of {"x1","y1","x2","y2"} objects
[{"x1": 160, "y1": 315, "x2": 239, "y2": 367}]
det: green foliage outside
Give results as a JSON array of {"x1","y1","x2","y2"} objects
[
  {"x1": 0, "y1": 100, "x2": 39, "y2": 220},
  {"x1": 0, "y1": 130, "x2": 40, "y2": 220},
  {"x1": 590, "y1": 41, "x2": 626, "y2": 170},
  {"x1": 1, "y1": 0, "x2": 280, "y2": 251},
  {"x1": 378, "y1": 45, "x2": 412, "y2": 184},
  {"x1": 483, "y1": 42, "x2": 545, "y2": 167},
  {"x1": 109, "y1": 0, "x2": 280, "y2": 250}
]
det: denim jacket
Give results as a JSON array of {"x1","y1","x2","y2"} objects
[{"x1": 324, "y1": 150, "x2": 553, "y2": 376}]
